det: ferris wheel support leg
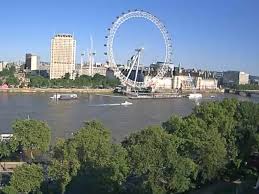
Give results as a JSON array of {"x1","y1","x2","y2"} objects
[
  {"x1": 134, "y1": 52, "x2": 140, "y2": 89},
  {"x1": 126, "y1": 56, "x2": 137, "y2": 82}
]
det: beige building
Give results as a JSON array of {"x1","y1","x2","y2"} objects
[
  {"x1": 172, "y1": 75, "x2": 218, "y2": 90},
  {"x1": 50, "y1": 34, "x2": 76, "y2": 79},
  {"x1": 144, "y1": 76, "x2": 173, "y2": 90},
  {"x1": 79, "y1": 65, "x2": 107, "y2": 77},
  {"x1": 197, "y1": 78, "x2": 218, "y2": 90},
  {"x1": 172, "y1": 75, "x2": 193, "y2": 90}
]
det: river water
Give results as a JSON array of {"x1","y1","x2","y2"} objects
[{"x1": 0, "y1": 93, "x2": 258, "y2": 142}]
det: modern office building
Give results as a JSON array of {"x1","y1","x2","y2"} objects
[
  {"x1": 223, "y1": 71, "x2": 249, "y2": 86},
  {"x1": 50, "y1": 33, "x2": 76, "y2": 79},
  {"x1": 25, "y1": 54, "x2": 40, "y2": 71}
]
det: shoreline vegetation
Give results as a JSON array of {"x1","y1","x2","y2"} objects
[
  {"x1": 0, "y1": 87, "x2": 114, "y2": 94},
  {"x1": 0, "y1": 99, "x2": 259, "y2": 194},
  {"x1": 0, "y1": 87, "x2": 223, "y2": 94}
]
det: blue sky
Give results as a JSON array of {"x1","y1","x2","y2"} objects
[{"x1": 0, "y1": 0, "x2": 259, "y2": 75}]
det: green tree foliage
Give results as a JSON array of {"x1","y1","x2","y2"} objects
[
  {"x1": 48, "y1": 159, "x2": 77, "y2": 194},
  {"x1": 5, "y1": 76, "x2": 19, "y2": 86},
  {"x1": 30, "y1": 75, "x2": 50, "y2": 87},
  {"x1": 12, "y1": 119, "x2": 51, "y2": 159},
  {"x1": 0, "y1": 138, "x2": 18, "y2": 159},
  {"x1": 193, "y1": 99, "x2": 239, "y2": 162},
  {"x1": 163, "y1": 99, "x2": 259, "y2": 186},
  {"x1": 2, "y1": 185, "x2": 17, "y2": 194},
  {"x1": 163, "y1": 115, "x2": 227, "y2": 182},
  {"x1": 29, "y1": 74, "x2": 120, "y2": 88},
  {"x1": 122, "y1": 126, "x2": 197, "y2": 194},
  {"x1": 63, "y1": 73, "x2": 70, "y2": 80},
  {"x1": 3, "y1": 164, "x2": 43, "y2": 194},
  {"x1": 233, "y1": 84, "x2": 259, "y2": 90},
  {"x1": 0, "y1": 66, "x2": 18, "y2": 86},
  {"x1": 0, "y1": 66, "x2": 15, "y2": 77},
  {"x1": 235, "y1": 101, "x2": 259, "y2": 160},
  {"x1": 49, "y1": 121, "x2": 129, "y2": 194}
]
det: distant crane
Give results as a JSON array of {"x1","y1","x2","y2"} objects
[
  {"x1": 80, "y1": 51, "x2": 85, "y2": 76},
  {"x1": 88, "y1": 36, "x2": 96, "y2": 77}
]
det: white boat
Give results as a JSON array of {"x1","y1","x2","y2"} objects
[
  {"x1": 188, "y1": 93, "x2": 203, "y2": 99},
  {"x1": 0, "y1": 134, "x2": 13, "y2": 141},
  {"x1": 121, "y1": 101, "x2": 133, "y2": 106},
  {"x1": 50, "y1": 94, "x2": 61, "y2": 99},
  {"x1": 50, "y1": 94, "x2": 78, "y2": 100},
  {"x1": 210, "y1": 95, "x2": 216, "y2": 98}
]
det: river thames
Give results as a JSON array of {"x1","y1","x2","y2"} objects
[{"x1": 0, "y1": 93, "x2": 258, "y2": 142}]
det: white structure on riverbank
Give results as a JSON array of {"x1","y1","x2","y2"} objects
[{"x1": 50, "y1": 34, "x2": 76, "y2": 79}]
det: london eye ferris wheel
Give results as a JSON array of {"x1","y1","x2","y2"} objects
[{"x1": 105, "y1": 10, "x2": 173, "y2": 89}]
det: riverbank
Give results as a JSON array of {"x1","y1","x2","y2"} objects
[{"x1": 0, "y1": 88, "x2": 113, "y2": 94}]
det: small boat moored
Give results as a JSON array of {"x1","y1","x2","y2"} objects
[
  {"x1": 0, "y1": 134, "x2": 13, "y2": 141},
  {"x1": 50, "y1": 94, "x2": 78, "y2": 100}
]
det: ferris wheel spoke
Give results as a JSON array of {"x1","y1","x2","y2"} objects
[
  {"x1": 126, "y1": 55, "x2": 137, "y2": 82},
  {"x1": 134, "y1": 49, "x2": 142, "y2": 88}
]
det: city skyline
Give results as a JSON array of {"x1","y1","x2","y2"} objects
[{"x1": 0, "y1": 0, "x2": 259, "y2": 75}]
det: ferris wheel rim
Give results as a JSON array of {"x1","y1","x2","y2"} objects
[{"x1": 106, "y1": 10, "x2": 173, "y2": 88}]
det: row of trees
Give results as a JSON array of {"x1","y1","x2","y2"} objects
[
  {"x1": 232, "y1": 84, "x2": 259, "y2": 90},
  {"x1": 1, "y1": 99, "x2": 259, "y2": 193},
  {"x1": 0, "y1": 66, "x2": 19, "y2": 86},
  {"x1": 29, "y1": 73, "x2": 120, "y2": 89}
]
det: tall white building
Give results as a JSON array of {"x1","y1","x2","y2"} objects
[{"x1": 50, "y1": 34, "x2": 76, "y2": 79}]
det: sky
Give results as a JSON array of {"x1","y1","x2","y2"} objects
[{"x1": 0, "y1": 0, "x2": 259, "y2": 75}]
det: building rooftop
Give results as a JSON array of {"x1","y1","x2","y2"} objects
[{"x1": 54, "y1": 33, "x2": 73, "y2": 38}]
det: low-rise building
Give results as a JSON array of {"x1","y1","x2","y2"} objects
[
  {"x1": 250, "y1": 75, "x2": 259, "y2": 85},
  {"x1": 197, "y1": 78, "x2": 218, "y2": 90},
  {"x1": 172, "y1": 65, "x2": 218, "y2": 91},
  {"x1": 144, "y1": 76, "x2": 172, "y2": 90},
  {"x1": 79, "y1": 65, "x2": 107, "y2": 77}
]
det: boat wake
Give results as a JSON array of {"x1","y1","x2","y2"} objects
[
  {"x1": 89, "y1": 101, "x2": 132, "y2": 107},
  {"x1": 89, "y1": 103, "x2": 121, "y2": 107}
]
